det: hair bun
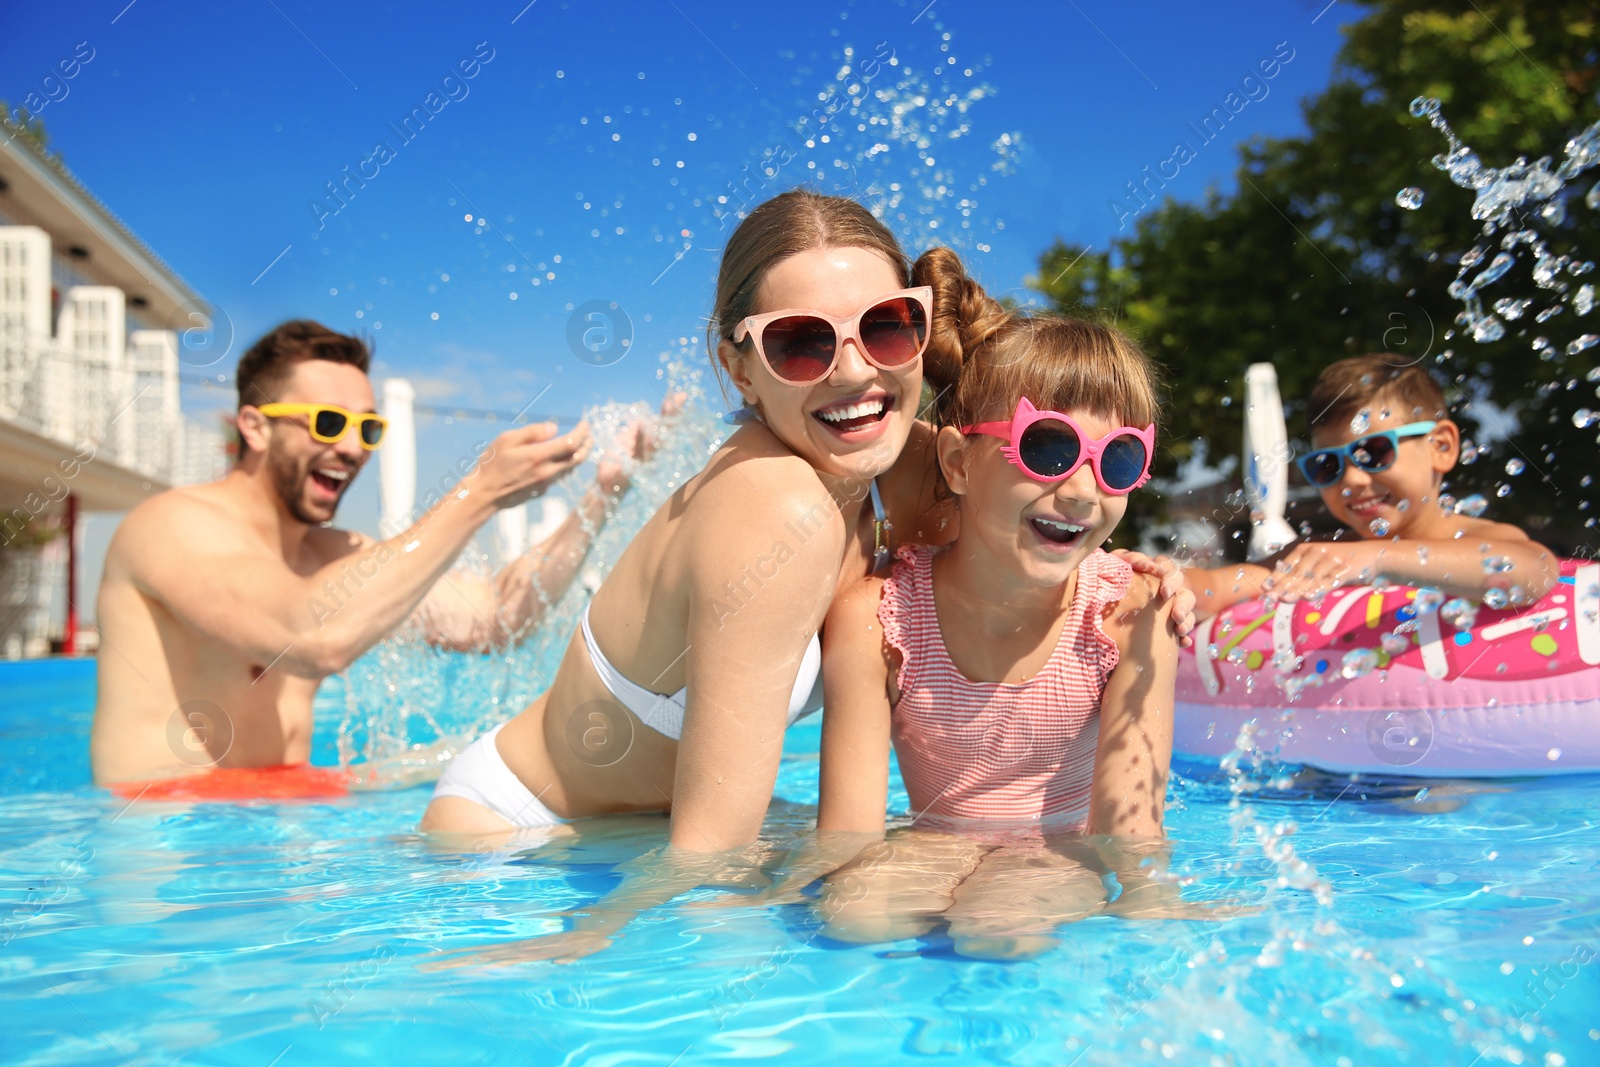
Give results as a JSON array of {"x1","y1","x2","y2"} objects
[{"x1": 912, "y1": 247, "x2": 1009, "y2": 393}]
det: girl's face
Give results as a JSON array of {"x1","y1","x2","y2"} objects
[
  {"x1": 938, "y1": 406, "x2": 1130, "y2": 586},
  {"x1": 718, "y1": 246, "x2": 923, "y2": 483}
]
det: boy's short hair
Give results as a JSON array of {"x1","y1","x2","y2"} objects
[{"x1": 1305, "y1": 354, "x2": 1448, "y2": 436}]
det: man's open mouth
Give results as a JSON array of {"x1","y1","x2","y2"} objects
[{"x1": 310, "y1": 468, "x2": 352, "y2": 494}]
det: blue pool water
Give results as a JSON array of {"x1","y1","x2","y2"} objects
[{"x1": 3, "y1": 658, "x2": 1598, "y2": 1066}]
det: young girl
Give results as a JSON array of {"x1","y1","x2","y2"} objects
[{"x1": 814, "y1": 261, "x2": 1187, "y2": 959}]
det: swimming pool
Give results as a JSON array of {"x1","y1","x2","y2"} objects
[{"x1": 3, "y1": 657, "x2": 1597, "y2": 1066}]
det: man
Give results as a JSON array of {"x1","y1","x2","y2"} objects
[{"x1": 92, "y1": 320, "x2": 638, "y2": 785}]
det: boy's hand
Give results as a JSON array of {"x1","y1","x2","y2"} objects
[
  {"x1": 1111, "y1": 550, "x2": 1196, "y2": 647},
  {"x1": 1263, "y1": 541, "x2": 1386, "y2": 603}
]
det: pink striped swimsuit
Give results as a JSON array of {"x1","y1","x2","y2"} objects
[{"x1": 878, "y1": 545, "x2": 1132, "y2": 827}]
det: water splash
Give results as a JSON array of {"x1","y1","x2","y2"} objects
[{"x1": 1407, "y1": 99, "x2": 1600, "y2": 370}]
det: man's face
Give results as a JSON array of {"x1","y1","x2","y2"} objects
[{"x1": 258, "y1": 360, "x2": 377, "y2": 525}]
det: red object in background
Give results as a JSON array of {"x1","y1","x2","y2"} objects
[
  {"x1": 109, "y1": 764, "x2": 353, "y2": 801},
  {"x1": 63, "y1": 493, "x2": 78, "y2": 655}
]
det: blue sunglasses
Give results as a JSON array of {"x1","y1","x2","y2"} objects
[{"x1": 1296, "y1": 421, "x2": 1437, "y2": 487}]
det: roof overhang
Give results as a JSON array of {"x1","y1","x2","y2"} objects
[
  {"x1": 0, "y1": 120, "x2": 206, "y2": 333},
  {"x1": 0, "y1": 417, "x2": 167, "y2": 515}
]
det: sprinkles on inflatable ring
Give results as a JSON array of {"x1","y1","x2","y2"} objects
[{"x1": 1174, "y1": 559, "x2": 1600, "y2": 776}]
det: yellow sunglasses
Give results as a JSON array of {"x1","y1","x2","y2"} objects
[{"x1": 257, "y1": 403, "x2": 388, "y2": 449}]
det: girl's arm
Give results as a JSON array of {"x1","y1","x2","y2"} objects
[{"x1": 1089, "y1": 573, "x2": 1179, "y2": 838}]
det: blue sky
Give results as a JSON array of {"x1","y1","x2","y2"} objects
[{"x1": 3, "y1": 0, "x2": 1363, "y2": 607}]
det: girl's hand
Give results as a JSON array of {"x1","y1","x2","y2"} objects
[
  {"x1": 1110, "y1": 550, "x2": 1197, "y2": 647},
  {"x1": 1105, "y1": 879, "x2": 1259, "y2": 921}
]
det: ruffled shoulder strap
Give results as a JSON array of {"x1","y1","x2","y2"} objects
[
  {"x1": 877, "y1": 544, "x2": 938, "y2": 696},
  {"x1": 1077, "y1": 549, "x2": 1134, "y2": 677}
]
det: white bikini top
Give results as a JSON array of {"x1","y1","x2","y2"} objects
[
  {"x1": 575, "y1": 478, "x2": 889, "y2": 740},
  {"x1": 580, "y1": 605, "x2": 821, "y2": 740}
]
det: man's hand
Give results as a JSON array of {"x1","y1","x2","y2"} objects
[
  {"x1": 471, "y1": 421, "x2": 594, "y2": 510},
  {"x1": 1262, "y1": 541, "x2": 1385, "y2": 604},
  {"x1": 595, "y1": 393, "x2": 686, "y2": 498},
  {"x1": 1111, "y1": 550, "x2": 1197, "y2": 647}
]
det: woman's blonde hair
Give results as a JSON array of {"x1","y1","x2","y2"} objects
[{"x1": 709, "y1": 189, "x2": 911, "y2": 380}]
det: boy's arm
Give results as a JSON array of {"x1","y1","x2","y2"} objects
[
  {"x1": 1263, "y1": 521, "x2": 1560, "y2": 605},
  {"x1": 1180, "y1": 562, "x2": 1275, "y2": 620}
]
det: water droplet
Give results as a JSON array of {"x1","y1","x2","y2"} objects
[
  {"x1": 1567, "y1": 333, "x2": 1599, "y2": 356},
  {"x1": 1493, "y1": 297, "x2": 1531, "y2": 320},
  {"x1": 1496, "y1": 484, "x2": 1513, "y2": 498},
  {"x1": 1481, "y1": 555, "x2": 1514, "y2": 574},
  {"x1": 1573, "y1": 408, "x2": 1597, "y2": 429},
  {"x1": 1340, "y1": 648, "x2": 1380, "y2": 679},
  {"x1": 1350, "y1": 409, "x2": 1371, "y2": 434},
  {"x1": 1408, "y1": 96, "x2": 1440, "y2": 119},
  {"x1": 1456, "y1": 494, "x2": 1489, "y2": 517},
  {"x1": 1440, "y1": 598, "x2": 1478, "y2": 630},
  {"x1": 1505, "y1": 458, "x2": 1526, "y2": 476},
  {"x1": 1369, "y1": 518, "x2": 1392, "y2": 536},
  {"x1": 1548, "y1": 747, "x2": 1563, "y2": 761},
  {"x1": 1414, "y1": 588, "x2": 1445, "y2": 612},
  {"x1": 1535, "y1": 305, "x2": 1564, "y2": 323},
  {"x1": 1471, "y1": 315, "x2": 1505, "y2": 343},
  {"x1": 1574, "y1": 284, "x2": 1595, "y2": 316},
  {"x1": 1395, "y1": 187, "x2": 1426, "y2": 210},
  {"x1": 1226, "y1": 646, "x2": 1249, "y2": 665},
  {"x1": 1482, "y1": 587, "x2": 1511, "y2": 609},
  {"x1": 1381, "y1": 633, "x2": 1410, "y2": 657}
]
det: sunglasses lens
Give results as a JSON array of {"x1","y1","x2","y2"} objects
[
  {"x1": 1302, "y1": 452, "x2": 1343, "y2": 486},
  {"x1": 761, "y1": 315, "x2": 837, "y2": 383},
  {"x1": 1350, "y1": 434, "x2": 1397, "y2": 472},
  {"x1": 858, "y1": 296, "x2": 927, "y2": 368},
  {"x1": 360, "y1": 418, "x2": 386, "y2": 447},
  {"x1": 1018, "y1": 419, "x2": 1082, "y2": 479},
  {"x1": 1099, "y1": 434, "x2": 1149, "y2": 492},
  {"x1": 313, "y1": 408, "x2": 349, "y2": 441}
]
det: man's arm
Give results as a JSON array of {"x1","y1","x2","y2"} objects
[{"x1": 125, "y1": 422, "x2": 592, "y2": 677}]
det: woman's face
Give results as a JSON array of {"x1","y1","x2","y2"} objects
[{"x1": 720, "y1": 246, "x2": 923, "y2": 483}]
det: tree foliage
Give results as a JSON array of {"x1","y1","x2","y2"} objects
[{"x1": 1034, "y1": 0, "x2": 1599, "y2": 555}]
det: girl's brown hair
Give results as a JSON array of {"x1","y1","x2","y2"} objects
[
  {"x1": 709, "y1": 188, "x2": 911, "y2": 379},
  {"x1": 914, "y1": 247, "x2": 1161, "y2": 432}
]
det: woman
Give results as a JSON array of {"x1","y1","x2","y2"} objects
[
  {"x1": 423, "y1": 190, "x2": 936, "y2": 849},
  {"x1": 423, "y1": 191, "x2": 1189, "y2": 964}
]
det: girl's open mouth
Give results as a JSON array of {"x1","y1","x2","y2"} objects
[{"x1": 1028, "y1": 516, "x2": 1087, "y2": 548}]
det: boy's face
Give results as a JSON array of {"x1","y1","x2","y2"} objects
[{"x1": 1308, "y1": 394, "x2": 1459, "y2": 539}]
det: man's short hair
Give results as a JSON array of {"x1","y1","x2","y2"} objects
[
  {"x1": 1306, "y1": 354, "x2": 1449, "y2": 436},
  {"x1": 235, "y1": 320, "x2": 371, "y2": 410}
]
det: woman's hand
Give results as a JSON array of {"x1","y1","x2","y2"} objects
[
  {"x1": 423, "y1": 924, "x2": 614, "y2": 969},
  {"x1": 1110, "y1": 550, "x2": 1197, "y2": 647}
]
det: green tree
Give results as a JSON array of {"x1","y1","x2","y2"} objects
[{"x1": 1036, "y1": 0, "x2": 1599, "y2": 555}]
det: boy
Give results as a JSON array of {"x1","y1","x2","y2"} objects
[{"x1": 1188, "y1": 354, "x2": 1560, "y2": 618}]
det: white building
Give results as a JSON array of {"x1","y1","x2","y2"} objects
[{"x1": 0, "y1": 117, "x2": 226, "y2": 656}]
